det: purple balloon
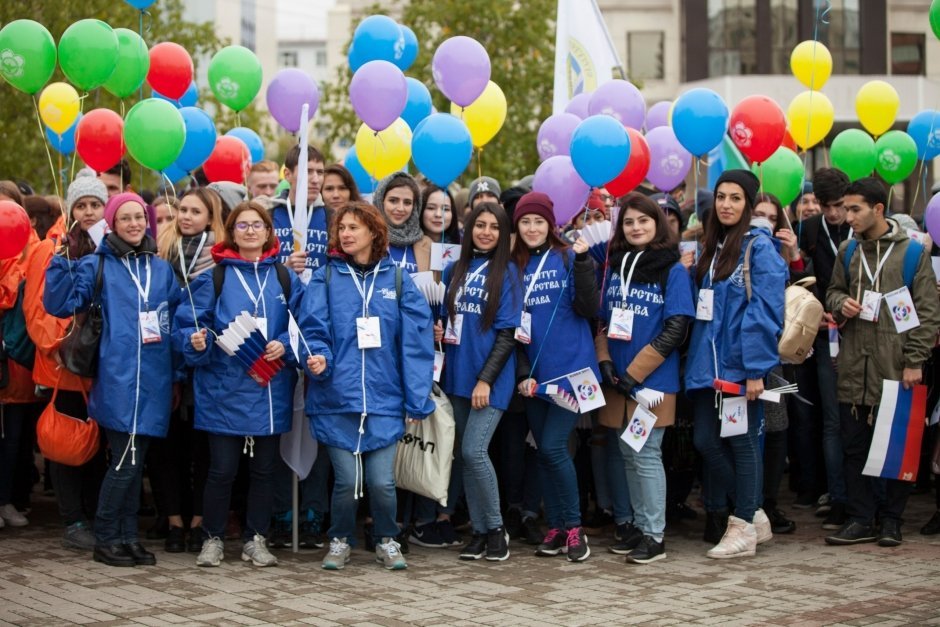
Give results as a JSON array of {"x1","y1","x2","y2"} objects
[
  {"x1": 646, "y1": 100, "x2": 672, "y2": 131},
  {"x1": 645, "y1": 126, "x2": 692, "y2": 192},
  {"x1": 266, "y1": 68, "x2": 319, "y2": 133},
  {"x1": 536, "y1": 113, "x2": 581, "y2": 161},
  {"x1": 564, "y1": 93, "x2": 591, "y2": 119},
  {"x1": 926, "y1": 192, "x2": 940, "y2": 242},
  {"x1": 432, "y1": 36, "x2": 491, "y2": 107},
  {"x1": 532, "y1": 155, "x2": 591, "y2": 225},
  {"x1": 349, "y1": 60, "x2": 407, "y2": 131},
  {"x1": 588, "y1": 79, "x2": 646, "y2": 130}
]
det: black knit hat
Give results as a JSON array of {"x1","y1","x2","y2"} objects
[{"x1": 714, "y1": 169, "x2": 760, "y2": 207}]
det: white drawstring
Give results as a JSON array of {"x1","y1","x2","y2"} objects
[
  {"x1": 1, "y1": 404, "x2": 5, "y2": 439},
  {"x1": 243, "y1": 436, "x2": 255, "y2": 458},
  {"x1": 353, "y1": 413, "x2": 366, "y2": 499},
  {"x1": 115, "y1": 433, "x2": 137, "y2": 471},
  {"x1": 117, "y1": 255, "x2": 145, "y2": 470}
]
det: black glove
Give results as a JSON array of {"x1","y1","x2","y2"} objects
[
  {"x1": 615, "y1": 370, "x2": 639, "y2": 398},
  {"x1": 599, "y1": 360, "x2": 619, "y2": 388}
]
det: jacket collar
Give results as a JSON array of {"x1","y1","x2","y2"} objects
[{"x1": 210, "y1": 241, "x2": 280, "y2": 265}]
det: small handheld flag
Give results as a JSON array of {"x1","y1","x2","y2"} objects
[
  {"x1": 862, "y1": 380, "x2": 927, "y2": 483},
  {"x1": 215, "y1": 312, "x2": 284, "y2": 387}
]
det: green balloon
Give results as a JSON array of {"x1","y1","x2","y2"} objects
[
  {"x1": 208, "y1": 45, "x2": 262, "y2": 112},
  {"x1": 0, "y1": 20, "x2": 57, "y2": 94},
  {"x1": 123, "y1": 98, "x2": 185, "y2": 171},
  {"x1": 103, "y1": 29, "x2": 150, "y2": 99},
  {"x1": 58, "y1": 19, "x2": 119, "y2": 91},
  {"x1": 752, "y1": 147, "x2": 804, "y2": 207},
  {"x1": 831, "y1": 129, "x2": 876, "y2": 181},
  {"x1": 931, "y1": 0, "x2": 940, "y2": 42},
  {"x1": 875, "y1": 130, "x2": 918, "y2": 184}
]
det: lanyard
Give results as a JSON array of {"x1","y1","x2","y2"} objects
[
  {"x1": 177, "y1": 232, "x2": 208, "y2": 280},
  {"x1": 122, "y1": 256, "x2": 152, "y2": 309},
  {"x1": 706, "y1": 242, "x2": 723, "y2": 287},
  {"x1": 285, "y1": 198, "x2": 317, "y2": 231},
  {"x1": 233, "y1": 265, "x2": 271, "y2": 316},
  {"x1": 618, "y1": 251, "x2": 643, "y2": 308},
  {"x1": 522, "y1": 251, "x2": 551, "y2": 309},
  {"x1": 858, "y1": 240, "x2": 895, "y2": 289},
  {"x1": 822, "y1": 222, "x2": 852, "y2": 256},
  {"x1": 347, "y1": 263, "x2": 379, "y2": 317},
  {"x1": 455, "y1": 260, "x2": 489, "y2": 304}
]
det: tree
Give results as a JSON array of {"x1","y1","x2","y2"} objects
[{"x1": 317, "y1": 0, "x2": 555, "y2": 188}]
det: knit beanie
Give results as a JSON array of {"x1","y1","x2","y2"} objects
[
  {"x1": 714, "y1": 169, "x2": 760, "y2": 207},
  {"x1": 104, "y1": 192, "x2": 149, "y2": 231},
  {"x1": 65, "y1": 170, "x2": 108, "y2": 213},
  {"x1": 513, "y1": 192, "x2": 555, "y2": 228},
  {"x1": 468, "y1": 176, "x2": 501, "y2": 206}
]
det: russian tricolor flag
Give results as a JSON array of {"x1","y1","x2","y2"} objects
[{"x1": 862, "y1": 381, "x2": 927, "y2": 483}]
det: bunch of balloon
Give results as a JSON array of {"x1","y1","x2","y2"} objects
[
  {"x1": 787, "y1": 41, "x2": 834, "y2": 152},
  {"x1": 348, "y1": 14, "x2": 418, "y2": 72}
]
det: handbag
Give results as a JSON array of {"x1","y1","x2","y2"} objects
[
  {"x1": 59, "y1": 257, "x2": 105, "y2": 378},
  {"x1": 36, "y1": 384, "x2": 99, "y2": 467},
  {"x1": 394, "y1": 384, "x2": 455, "y2": 506}
]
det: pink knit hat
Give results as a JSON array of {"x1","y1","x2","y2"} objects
[{"x1": 103, "y1": 192, "x2": 156, "y2": 237}]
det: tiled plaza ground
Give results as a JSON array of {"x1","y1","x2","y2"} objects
[{"x1": 1, "y1": 490, "x2": 939, "y2": 626}]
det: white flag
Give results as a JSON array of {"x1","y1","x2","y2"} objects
[
  {"x1": 293, "y1": 104, "x2": 310, "y2": 256},
  {"x1": 280, "y1": 379, "x2": 318, "y2": 480},
  {"x1": 552, "y1": 0, "x2": 624, "y2": 114}
]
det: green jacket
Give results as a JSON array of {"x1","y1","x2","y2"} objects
[{"x1": 826, "y1": 219, "x2": 940, "y2": 407}]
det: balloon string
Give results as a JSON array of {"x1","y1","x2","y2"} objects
[
  {"x1": 68, "y1": 94, "x2": 87, "y2": 184},
  {"x1": 32, "y1": 96, "x2": 63, "y2": 212},
  {"x1": 372, "y1": 130, "x2": 382, "y2": 190},
  {"x1": 477, "y1": 148, "x2": 483, "y2": 179},
  {"x1": 138, "y1": 11, "x2": 146, "y2": 102},
  {"x1": 236, "y1": 111, "x2": 242, "y2": 128}
]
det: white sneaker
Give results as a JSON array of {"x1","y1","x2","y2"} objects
[
  {"x1": 706, "y1": 515, "x2": 757, "y2": 559},
  {"x1": 322, "y1": 537, "x2": 351, "y2": 570},
  {"x1": 0, "y1": 504, "x2": 27, "y2": 527},
  {"x1": 242, "y1": 534, "x2": 278, "y2": 566},
  {"x1": 753, "y1": 509, "x2": 773, "y2": 545},
  {"x1": 375, "y1": 537, "x2": 407, "y2": 570},
  {"x1": 196, "y1": 537, "x2": 225, "y2": 567}
]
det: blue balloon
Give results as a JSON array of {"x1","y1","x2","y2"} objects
[
  {"x1": 344, "y1": 146, "x2": 373, "y2": 192},
  {"x1": 175, "y1": 107, "x2": 217, "y2": 172},
  {"x1": 348, "y1": 42, "x2": 366, "y2": 73},
  {"x1": 152, "y1": 81, "x2": 198, "y2": 108},
  {"x1": 907, "y1": 110, "x2": 940, "y2": 161},
  {"x1": 402, "y1": 78, "x2": 432, "y2": 131},
  {"x1": 125, "y1": 0, "x2": 156, "y2": 8},
  {"x1": 671, "y1": 88, "x2": 729, "y2": 156},
  {"x1": 398, "y1": 25, "x2": 418, "y2": 72},
  {"x1": 47, "y1": 113, "x2": 81, "y2": 156},
  {"x1": 412, "y1": 113, "x2": 473, "y2": 187},
  {"x1": 226, "y1": 127, "x2": 264, "y2": 164},
  {"x1": 352, "y1": 15, "x2": 405, "y2": 68},
  {"x1": 163, "y1": 162, "x2": 189, "y2": 184},
  {"x1": 569, "y1": 115, "x2": 631, "y2": 187}
]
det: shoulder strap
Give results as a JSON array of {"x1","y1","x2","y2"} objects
[
  {"x1": 94, "y1": 256, "x2": 105, "y2": 301},
  {"x1": 742, "y1": 237, "x2": 757, "y2": 301},
  {"x1": 213, "y1": 264, "x2": 225, "y2": 299},
  {"x1": 902, "y1": 240, "x2": 923, "y2": 289},
  {"x1": 274, "y1": 262, "x2": 291, "y2": 300},
  {"x1": 395, "y1": 264, "x2": 402, "y2": 302},
  {"x1": 842, "y1": 239, "x2": 858, "y2": 279}
]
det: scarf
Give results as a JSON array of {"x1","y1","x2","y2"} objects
[
  {"x1": 609, "y1": 248, "x2": 678, "y2": 291},
  {"x1": 105, "y1": 232, "x2": 158, "y2": 257},
  {"x1": 171, "y1": 232, "x2": 216, "y2": 284}
]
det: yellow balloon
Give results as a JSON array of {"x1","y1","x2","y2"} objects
[
  {"x1": 38, "y1": 82, "x2": 81, "y2": 134},
  {"x1": 790, "y1": 40, "x2": 832, "y2": 90},
  {"x1": 355, "y1": 118, "x2": 412, "y2": 181},
  {"x1": 450, "y1": 81, "x2": 507, "y2": 149},
  {"x1": 787, "y1": 90, "x2": 834, "y2": 150},
  {"x1": 856, "y1": 80, "x2": 899, "y2": 137}
]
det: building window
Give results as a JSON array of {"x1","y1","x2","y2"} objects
[
  {"x1": 627, "y1": 31, "x2": 664, "y2": 80},
  {"x1": 815, "y1": 0, "x2": 859, "y2": 74},
  {"x1": 316, "y1": 49, "x2": 328, "y2": 67},
  {"x1": 770, "y1": 0, "x2": 798, "y2": 74},
  {"x1": 892, "y1": 32, "x2": 925, "y2": 76},
  {"x1": 241, "y1": 0, "x2": 256, "y2": 52},
  {"x1": 280, "y1": 51, "x2": 298, "y2": 68},
  {"x1": 708, "y1": 0, "x2": 757, "y2": 76}
]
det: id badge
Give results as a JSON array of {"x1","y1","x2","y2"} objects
[
  {"x1": 860, "y1": 290, "x2": 882, "y2": 322},
  {"x1": 443, "y1": 314, "x2": 463, "y2": 345},
  {"x1": 607, "y1": 307, "x2": 634, "y2": 341},
  {"x1": 139, "y1": 311, "x2": 162, "y2": 344},
  {"x1": 254, "y1": 316, "x2": 268, "y2": 340},
  {"x1": 884, "y1": 286, "x2": 920, "y2": 333},
  {"x1": 514, "y1": 311, "x2": 532, "y2": 344},
  {"x1": 720, "y1": 395, "x2": 748, "y2": 438},
  {"x1": 696, "y1": 289, "x2": 714, "y2": 321},
  {"x1": 356, "y1": 316, "x2": 382, "y2": 349},
  {"x1": 433, "y1": 351, "x2": 444, "y2": 383}
]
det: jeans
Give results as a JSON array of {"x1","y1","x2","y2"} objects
[
  {"x1": 527, "y1": 398, "x2": 580, "y2": 529},
  {"x1": 0, "y1": 403, "x2": 26, "y2": 504},
  {"x1": 762, "y1": 429, "x2": 788, "y2": 511},
  {"x1": 816, "y1": 334, "x2": 846, "y2": 503},
  {"x1": 327, "y1": 442, "x2": 398, "y2": 542},
  {"x1": 692, "y1": 389, "x2": 764, "y2": 523},
  {"x1": 272, "y1": 444, "x2": 332, "y2": 515},
  {"x1": 95, "y1": 429, "x2": 152, "y2": 545},
  {"x1": 788, "y1": 359, "x2": 822, "y2": 498},
  {"x1": 202, "y1": 433, "x2": 279, "y2": 541},
  {"x1": 495, "y1": 407, "x2": 541, "y2": 519},
  {"x1": 452, "y1": 396, "x2": 504, "y2": 534},
  {"x1": 618, "y1": 427, "x2": 666, "y2": 538},
  {"x1": 606, "y1": 426, "x2": 633, "y2": 524}
]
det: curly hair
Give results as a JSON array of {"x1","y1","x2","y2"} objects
[
  {"x1": 328, "y1": 201, "x2": 389, "y2": 264},
  {"x1": 221, "y1": 201, "x2": 278, "y2": 253}
]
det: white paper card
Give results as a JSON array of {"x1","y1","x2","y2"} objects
[
  {"x1": 87, "y1": 219, "x2": 109, "y2": 246},
  {"x1": 356, "y1": 316, "x2": 382, "y2": 349},
  {"x1": 432, "y1": 351, "x2": 444, "y2": 383},
  {"x1": 634, "y1": 387, "x2": 664, "y2": 409},
  {"x1": 696, "y1": 289, "x2": 714, "y2": 321},
  {"x1": 254, "y1": 317, "x2": 268, "y2": 340},
  {"x1": 884, "y1": 286, "x2": 920, "y2": 333},
  {"x1": 607, "y1": 307, "x2": 634, "y2": 341},
  {"x1": 860, "y1": 290, "x2": 882, "y2": 322},
  {"x1": 139, "y1": 311, "x2": 162, "y2": 344},
  {"x1": 621, "y1": 403, "x2": 656, "y2": 452},
  {"x1": 720, "y1": 395, "x2": 748, "y2": 438},
  {"x1": 679, "y1": 241, "x2": 697, "y2": 256},
  {"x1": 443, "y1": 313, "x2": 463, "y2": 345},
  {"x1": 565, "y1": 367, "x2": 606, "y2": 413},
  {"x1": 514, "y1": 311, "x2": 532, "y2": 344},
  {"x1": 430, "y1": 243, "x2": 462, "y2": 271}
]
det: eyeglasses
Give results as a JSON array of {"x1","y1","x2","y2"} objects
[{"x1": 234, "y1": 221, "x2": 267, "y2": 232}]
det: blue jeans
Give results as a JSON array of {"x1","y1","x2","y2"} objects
[
  {"x1": 272, "y1": 445, "x2": 332, "y2": 515},
  {"x1": 527, "y1": 398, "x2": 580, "y2": 529},
  {"x1": 618, "y1": 427, "x2": 666, "y2": 538},
  {"x1": 202, "y1": 434, "x2": 279, "y2": 541},
  {"x1": 692, "y1": 390, "x2": 764, "y2": 523},
  {"x1": 451, "y1": 396, "x2": 504, "y2": 534},
  {"x1": 606, "y1": 426, "x2": 633, "y2": 524},
  {"x1": 414, "y1": 444, "x2": 462, "y2": 524},
  {"x1": 816, "y1": 334, "x2": 846, "y2": 504},
  {"x1": 95, "y1": 429, "x2": 152, "y2": 545},
  {"x1": 327, "y1": 443, "x2": 398, "y2": 542}
]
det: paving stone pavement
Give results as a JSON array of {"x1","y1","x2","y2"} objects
[{"x1": 1, "y1": 491, "x2": 939, "y2": 626}]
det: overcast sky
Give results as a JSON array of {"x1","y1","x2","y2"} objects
[{"x1": 277, "y1": 0, "x2": 337, "y2": 41}]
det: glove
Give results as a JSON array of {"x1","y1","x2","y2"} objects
[
  {"x1": 599, "y1": 361, "x2": 619, "y2": 388},
  {"x1": 615, "y1": 370, "x2": 639, "y2": 398}
]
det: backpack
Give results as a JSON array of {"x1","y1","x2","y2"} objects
[
  {"x1": 841, "y1": 238, "x2": 923, "y2": 291},
  {"x1": 743, "y1": 237, "x2": 824, "y2": 365},
  {"x1": 2, "y1": 280, "x2": 35, "y2": 369},
  {"x1": 213, "y1": 262, "x2": 292, "y2": 300}
]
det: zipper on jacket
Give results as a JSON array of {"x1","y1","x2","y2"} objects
[{"x1": 861, "y1": 355, "x2": 869, "y2": 407}]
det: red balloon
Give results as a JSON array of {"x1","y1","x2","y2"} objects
[
  {"x1": 781, "y1": 128, "x2": 798, "y2": 152},
  {"x1": 728, "y1": 95, "x2": 786, "y2": 164},
  {"x1": 76, "y1": 108, "x2": 125, "y2": 173},
  {"x1": 0, "y1": 201, "x2": 31, "y2": 259},
  {"x1": 605, "y1": 128, "x2": 650, "y2": 196},
  {"x1": 147, "y1": 42, "x2": 194, "y2": 100},
  {"x1": 202, "y1": 136, "x2": 250, "y2": 184}
]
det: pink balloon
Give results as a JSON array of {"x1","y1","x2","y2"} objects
[
  {"x1": 646, "y1": 101, "x2": 672, "y2": 130},
  {"x1": 588, "y1": 79, "x2": 646, "y2": 129},
  {"x1": 645, "y1": 126, "x2": 692, "y2": 192},
  {"x1": 532, "y1": 155, "x2": 590, "y2": 225},
  {"x1": 432, "y1": 36, "x2": 490, "y2": 107},
  {"x1": 536, "y1": 113, "x2": 581, "y2": 161},
  {"x1": 349, "y1": 60, "x2": 407, "y2": 131},
  {"x1": 926, "y1": 192, "x2": 940, "y2": 242},
  {"x1": 564, "y1": 93, "x2": 591, "y2": 119}
]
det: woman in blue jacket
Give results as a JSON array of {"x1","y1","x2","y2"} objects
[
  {"x1": 301, "y1": 201, "x2": 435, "y2": 572},
  {"x1": 439, "y1": 202, "x2": 522, "y2": 563},
  {"x1": 686, "y1": 170, "x2": 787, "y2": 559},
  {"x1": 510, "y1": 192, "x2": 598, "y2": 563},
  {"x1": 176, "y1": 201, "x2": 302, "y2": 569},
  {"x1": 45, "y1": 192, "x2": 181, "y2": 568}
]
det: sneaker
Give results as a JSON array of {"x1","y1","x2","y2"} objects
[
  {"x1": 164, "y1": 526, "x2": 186, "y2": 553},
  {"x1": 703, "y1": 510, "x2": 729, "y2": 545},
  {"x1": 459, "y1": 534, "x2": 487, "y2": 560},
  {"x1": 268, "y1": 514, "x2": 290, "y2": 549},
  {"x1": 752, "y1": 509, "x2": 773, "y2": 545},
  {"x1": 436, "y1": 519, "x2": 462, "y2": 546},
  {"x1": 504, "y1": 508, "x2": 524, "y2": 539},
  {"x1": 535, "y1": 528, "x2": 567, "y2": 556},
  {"x1": 196, "y1": 537, "x2": 225, "y2": 567},
  {"x1": 814, "y1": 493, "x2": 832, "y2": 517},
  {"x1": 376, "y1": 537, "x2": 407, "y2": 570},
  {"x1": 821, "y1": 502, "x2": 847, "y2": 531},
  {"x1": 485, "y1": 527, "x2": 510, "y2": 561},
  {"x1": 62, "y1": 521, "x2": 95, "y2": 551},
  {"x1": 613, "y1": 522, "x2": 629, "y2": 542},
  {"x1": 322, "y1": 537, "x2": 351, "y2": 570},
  {"x1": 565, "y1": 527, "x2": 590, "y2": 562},
  {"x1": 877, "y1": 519, "x2": 903, "y2": 547},
  {"x1": 706, "y1": 515, "x2": 757, "y2": 559},
  {"x1": 299, "y1": 510, "x2": 325, "y2": 549},
  {"x1": 521, "y1": 516, "x2": 542, "y2": 546},
  {"x1": 0, "y1": 504, "x2": 27, "y2": 527},
  {"x1": 608, "y1": 522, "x2": 643, "y2": 554},
  {"x1": 242, "y1": 534, "x2": 278, "y2": 566},
  {"x1": 920, "y1": 510, "x2": 940, "y2": 536},
  {"x1": 825, "y1": 521, "x2": 877, "y2": 546},
  {"x1": 626, "y1": 535, "x2": 666, "y2": 564},
  {"x1": 768, "y1": 509, "x2": 796, "y2": 534},
  {"x1": 410, "y1": 521, "x2": 447, "y2": 548}
]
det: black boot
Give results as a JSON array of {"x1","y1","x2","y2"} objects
[
  {"x1": 703, "y1": 509, "x2": 729, "y2": 544},
  {"x1": 93, "y1": 544, "x2": 136, "y2": 567},
  {"x1": 123, "y1": 542, "x2": 157, "y2": 565}
]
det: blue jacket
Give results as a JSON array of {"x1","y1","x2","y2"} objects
[
  {"x1": 173, "y1": 243, "x2": 302, "y2": 436},
  {"x1": 270, "y1": 192, "x2": 330, "y2": 271},
  {"x1": 44, "y1": 235, "x2": 181, "y2": 437},
  {"x1": 299, "y1": 255, "x2": 436, "y2": 453},
  {"x1": 685, "y1": 228, "x2": 787, "y2": 391}
]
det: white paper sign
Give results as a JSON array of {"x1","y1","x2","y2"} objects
[
  {"x1": 634, "y1": 387, "x2": 664, "y2": 409},
  {"x1": 432, "y1": 351, "x2": 444, "y2": 383},
  {"x1": 720, "y1": 395, "x2": 748, "y2": 438},
  {"x1": 87, "y1": 219, "x2": 109, "y2": 246},
  {"x1": 565, "y1": 367, "x2": 606, "y2": 413},
  {"x1": 430, "y1": 243, "x2": 461, "y2": 272},
  {"x1": 884, "y1": 286, "x2": 920, "y2": 333},
  {"x1": 621, "y1": 403, "x2": 656, "y2": 452}
]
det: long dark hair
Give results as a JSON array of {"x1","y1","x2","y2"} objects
[
  {"x1": 695, "y1": 182, "x2": 755, "y2": 284},
  {"x1": 420, "y1": 184, "x2": 460, "y2": 243},
  {"x1": 608, "y1": 192, "x2": 676, "y2": 256},
  {"x1": 446, "y1": 202, "x2": 514, "y2": 331},
  {"x1": 324, "y1": 164, "x2": 362, "y2": 202}
]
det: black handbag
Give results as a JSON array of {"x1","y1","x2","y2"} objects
[{"x1": 59, "y1": 257, "x2": 105, "y2": 378}]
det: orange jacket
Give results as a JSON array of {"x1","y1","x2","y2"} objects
[{"x1": 0, "y1": 230, "x2": 40, "y2": 403}]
